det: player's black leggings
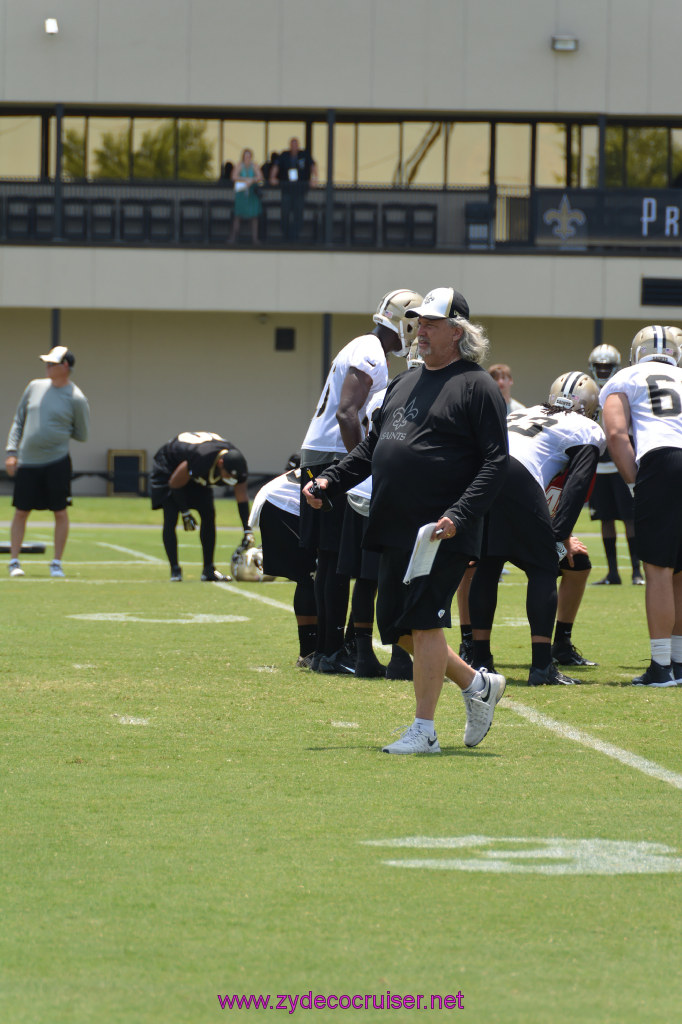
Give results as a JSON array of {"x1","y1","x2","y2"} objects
[
  {"x1": 469, "y1": 556, "x2": 557, "y2": 638},
  {"x1": 162, "y1": 485, "x2": 216, "y2": 570}
]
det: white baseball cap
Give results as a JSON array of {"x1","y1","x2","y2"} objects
[
  {"x1": 405, "y1": 287, "x2": 470, "y2": 321},
  {"x1": 40, "y1": 346, "x2": 74, "y2": 366}
]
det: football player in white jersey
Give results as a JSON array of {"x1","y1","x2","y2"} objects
[
  {"x1": 469, "y1": 372, "x2": 605, "y2": 685},
  {"x1": 300, "y1": 288, "x2": 422, "y2": 672},
  {"x1": 587, "y1": 343, "x2": 643, "y2": 586},
  {"x1": 601, "y1": 325, "x2": 682, "y2": 686}
]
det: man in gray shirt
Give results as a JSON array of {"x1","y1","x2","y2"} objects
[{"x1": 5, "y1": 345, "x2": 90, "y2": 578}]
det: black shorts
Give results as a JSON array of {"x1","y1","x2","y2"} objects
[
  {"x1": 559, "y1": 551, "x2": 591, "y2": 573},
  {"x1": 375, "y1": 544, "x2": 470, "y2": 645},
  {"x1": 259, "y1": 501, "x2": 316, "y2": 582},
  {"x1": 336, "y1": 502, "x2": 380, "y2": 580},
  {"x1": 151, "y1": 471, "x2": 214, "y2": 517},
  {"x1": 635, "y1": 448, "x2": 682, "y2": 570},
  {"x1": 12, "y1": 455, "x2": 72, "y2": 512},
  {"x1": 299, "y1": 458, "x2": 346, "y2": 554},
  {"x1": 484, "y1": 459, "x2": 558, "y2": 573},
  {"x1": 589, "y1": 472, "x2": 634, "y2": 521}
]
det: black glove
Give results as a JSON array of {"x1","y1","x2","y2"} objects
[{"x1": 182, "y1": 511, "x2": 197, "y2": 532}]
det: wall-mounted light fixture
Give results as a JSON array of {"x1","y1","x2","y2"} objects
[
  {"x1": 551, "y1": 35, "x2": 578, "y2": 52},
  {"x1": 45, "y1": 18, "x2": 59, "y2": 34}
]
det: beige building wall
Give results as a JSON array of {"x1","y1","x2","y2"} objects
[
  {"x1": 0, "y1": 304, "x2": 664, "y2": 494},
  {"x1": 0, "y1": 0, "x2": 680, "y2": 116}
]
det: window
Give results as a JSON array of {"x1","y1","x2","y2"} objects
[
  {"x1": 223, "y1": 120, "x2": 267, "y2": 173},
  {"x1": 0, "y1": 116, "x2": 41, "y2": 178},
  {"x1": 445, "y1": 122, "x2": 490, "y2": 187},
  {"x1": 132, "y1": 118, "x2": 175, "y2": 179},
  {"x1": 178, "y1": 119, "x2": 219, "y2": 181},
  {"x1": 536, "y1": 123, "x2": 567, "y2": 187},
  {"x1": 357, "y1": 123, "x2": 400, "y2": 185},
  {"x1": 88, "y1": 117, "x2": 131, "y2": 179},
  {"x1": 402, "y1": 122, "x2": 444, "y2": 187},
  {"x1": 495, "y1": 123, "x2": 531, "y2": 189}
]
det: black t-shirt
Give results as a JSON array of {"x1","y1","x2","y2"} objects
[
  {"x1": 321, "y1": 360, "x2": 509, "y2": 553},
  {"x1": 153, "y1": 432, "x2": 248, "y2": 486},
  {"x1": 275, "y1": 149, "x2": 314, "y2": 188}
]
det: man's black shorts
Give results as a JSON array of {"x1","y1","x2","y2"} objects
[
  {"x1": 336, "y1": 502, "x2": 380, "y2": 580},
  {"x1": 299, "y1": 458, "x2": 346, "y2": 554},
  {"x1": 635, "y1": 448, "x2": 682, "y2": 570},
  {"x1": 12, "y1": 455, "x2": 72, "y2": 512},
  {"x1": 259, "y1": 501, "x2": 316, "y2": 582},
  {"x1": 589, "y1": 471, "x2": 634, "y2": 522},
  {"x1": 484, "y1": 458, "x2": 557, "y2": 573},
  {"x1": 376, "y1": 543, "x2": 470, "y2": 645}
]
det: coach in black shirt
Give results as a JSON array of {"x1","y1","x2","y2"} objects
[{"x1": 304, "y1": 287, "x2": 509, "y2": 754}]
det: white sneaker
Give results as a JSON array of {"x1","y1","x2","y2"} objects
[
  {"x1": 49, "y1": 560, "x2": 65, "y2": 578},
  {"x1": 462, "y1": 670, "x2": 506, "y2": 748},
  {"x1": 382, "y1": 721, "x2": 440, "y2": 755},
  {"x1": 8, "y1": 559, "x2": 24, "y2": 578}
]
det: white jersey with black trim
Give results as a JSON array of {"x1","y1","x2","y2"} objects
[
  {"x1": 248, "y1": 468, "x2": 301, "y2": 529},
  {"x1": 301, "y1": 333, "x2": 389, "y2": 455},
  {"x1": 600, "y1": 363, "x2": 682, "y2": 463},
  {"x1": 506, "y1": 404, "x2": 605, "y2": 490}
]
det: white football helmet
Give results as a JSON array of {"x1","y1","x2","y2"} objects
[
  {"x1": 230, "y1": 546, "x2": 274, "y2": 582},
  {"x1": 406, "y1": 339, "x2": 424, "y2": 369},
  {"x1": 373, "y1": 288, "x2": 424, "y2": 356},
  {"x1": 630, "y1": 325, "x2": 681, "y2": 367},
  {"x1": 588, "y1": 344, "x2": 621, "y2": 388},
  {"x1": 548, "y1": 371, "x2": 600, "y2": 419}
]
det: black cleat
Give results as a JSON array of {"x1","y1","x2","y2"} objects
[
  {"x1": 551, "y1": 642, "x2": 597, "y2": 667},
  {"x1": 475, "y1": 656, "x2": 496, "y2": 673},
  {"x1": 631, "y1": 574, "x2": 645, "y2": 586},
  {"x1": 458, "y1": 638, "x2": 474, "y2": 665},
  {"x1": 592, "y1": 575, "x2": 621, "y2": 586},
  {"x1": 632, "y1": 661, "x2": 676, "y2": 687},
  {"x1": 673, "y1": 662, "x2": 682, "y2": 683},
  {"x1": 318, "y1": 647, "x2": 356, "y2": 675},
  {"x1": 170, "y1": 565, "x2": 182, "y2": 582},
  {"x1": 528, "y1": 663, "x2": 579, "y2": 686},
  {"x1": 354, "y1": 657, "x2": 386, "y2": 679}
]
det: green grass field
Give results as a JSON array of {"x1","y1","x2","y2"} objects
[{"x1": 2, "y1": 496, "x2": 682, "y2": 1023}]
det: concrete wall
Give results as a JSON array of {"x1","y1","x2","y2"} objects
[{"x1": 0, "y1": 0, "x2": 680, "y2": 116}]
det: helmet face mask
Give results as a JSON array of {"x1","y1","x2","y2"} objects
[
  {"x1": 406, "y1": 339, "x2": 424, "y2": 369},
  {"x1": 548, "y1": 371, "x2": 600, "y2": 419},
  {"x1": 588, "y1": 344, "x2": 621, "y2": 388},
  {"x1": 373, "y1": 289, "x2": 424, "y2": 356},
  {"x1": 630, "y1": 325, "x2": 682, "y2": 367}
]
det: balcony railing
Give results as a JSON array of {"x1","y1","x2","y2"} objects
[{"x1": 0, "y1": 181, "x2": 681, "y2": 253}]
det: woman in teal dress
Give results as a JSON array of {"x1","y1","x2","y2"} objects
[{"x1": 228, "y1": 149, "x2": 264, "y2": 244}]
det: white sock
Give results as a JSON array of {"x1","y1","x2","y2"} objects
[
  {"x1": 671, "y1": 636, "x2": 682, "y2": 663},
  {"x1": 414, "y1": 717, "x2": 435, "y2": 734},
  {"x1": 462, "y1": 672, "x2": 485, "y2": 695},
  {"x1": 650, "y1": 638, "x2": 671, "y2": 666}
]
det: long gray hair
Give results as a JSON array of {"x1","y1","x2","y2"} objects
[{"x1": 447, "y1": 316, "x2": 490, "y2": 365}]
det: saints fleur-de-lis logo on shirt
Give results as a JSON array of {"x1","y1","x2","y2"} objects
[{"x1": 391, "y1": 398, "x2": 419, "y2": 429}]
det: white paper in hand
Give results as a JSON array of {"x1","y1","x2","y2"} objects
[{"x1": 402, "y1": 522, "x2": 442, "y2": 584}]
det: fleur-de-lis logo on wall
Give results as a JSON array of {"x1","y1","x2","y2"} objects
[{"x1": 543, "y1": 194, "x2": 587, "y2": 241}]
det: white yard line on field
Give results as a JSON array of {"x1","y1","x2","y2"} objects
[
  {"x1": 96, "y1": 542, "x2": 164, "y2": 563},
  {"x1": 504, "y1": 698, "x2": 682, "y2": 791}
]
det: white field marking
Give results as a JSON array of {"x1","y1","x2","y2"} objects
[
  {"x1": 331, "y1": 721, "x2": 359, "y2": 729},
  {"x1": 97, "y1": 542, "x2": 164, "y2": 563},
  {"x1": 253, "y1": 665, "x2": 278, "y2": 673},
  {"x1": 69, "y1": 612, "x2": 248, "y2": 624},
  {"x1": 112, "y1": 714, "x2": 150, "y2": 726},
  {"x1": 217, "y1": 583, "x2": 293, "y2": 613},
  {"x1": 361, "y1": 836, "x2": 682, "y2": 875},
  {"x1": 504, "y1": 698, "x2": 682, "y2": 790}
]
